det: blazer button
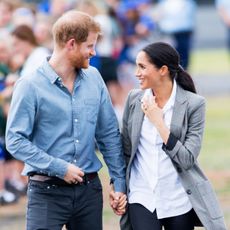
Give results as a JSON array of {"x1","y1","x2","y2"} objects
[
  {"x1": 186, "y1": 189, "x2": 192, "y2": 195},
  {"x1": 177, "y1": 167, "x2": 182, "y2": 173}
]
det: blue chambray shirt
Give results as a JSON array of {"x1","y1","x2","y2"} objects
[{"x1": 6, "y1": 59, "x2": 126, "y2": 192}]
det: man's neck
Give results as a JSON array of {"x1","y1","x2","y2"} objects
[
  {"x1": 49, "y1": 52, "x2": 77, "y2": 94},
  {"x1": 49, "y1": 52, "x2": 76, "y2": 82}
]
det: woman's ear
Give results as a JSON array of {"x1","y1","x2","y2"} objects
[{"x1": 160, "y1": 65, "x2": 169, "y2": 76}]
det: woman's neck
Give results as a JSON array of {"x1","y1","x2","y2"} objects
[{"x1": 153, "y1": 80, "x2": 173, "y2": 108}]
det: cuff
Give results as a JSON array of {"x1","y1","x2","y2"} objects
[
  {"x1": 49, "y1": 158, "x2": 68, "y2": 179},
  {"x1": 162, "y1": 133, "x2": 178, "y2": 151},
  {"x1": 112, "y1": 178, "x2": 126, "y2": 193}
]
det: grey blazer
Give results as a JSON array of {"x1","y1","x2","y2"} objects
[{"x1": 120, "y1": 86, "x2": 226, "y2": 230}]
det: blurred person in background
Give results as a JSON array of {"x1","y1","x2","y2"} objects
[
  {"x1": 0, "y1": 0, "x2": 15, "y2": 34},
  {"x1": 0, "y1": 34, "x2": 28, "y2": 199},
  {"x1": 117, "y1": 0, "x2": 155, "y2": 65},
  {"x1": 0, "y1": 36, "x2": 18, "y2": 205},
  {"x1": 216, "y1": 0, "x2": 230, "y2": 54},
  {"x1": 12, "y1": 6, "x2": 36, "y2": 28},
  {"x1": 77, "y1": 0, "x2": 126, "y2": 125},
  {"x1": 6, "y1": 10, "x2": 126, "y2": 230},
  {"x1": 38, "y1": 0, "x2": 76, "y2": 19},
  {"x1": 0, "y1": 98, "x2": 18, "y2": 205},
  {"x1": 0, "y1": 24, "x2": 51, "y2": 199},
  {"x1": 114, "y1": 0, "x2": 155, "y2": 97},
  {"x1": 34, "y1": 13, "x2": 54, "y2": 52},
  {"x1": 155, "y1": 0, "x2": 196, "y2": 69},
  {"x1": 0, "y1": 36, "x2": 11, "y2": 90},
  {"x1": 11, "y1": 24, "x2": 50, "y2": 78},
  {"x1": 95, "y1": 5, "x2": 125, "y2": 125},
  {"x1": 110, "y1": 42, "x2": 227, "y2": 230}
]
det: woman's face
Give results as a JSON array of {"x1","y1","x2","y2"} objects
[{"x1": 135, "y1": 51, "x2": 161, "y2": 90}]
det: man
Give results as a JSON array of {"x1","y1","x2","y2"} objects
[{"x1": 6, "y1": 10, "x2": 126, "y2": 230}]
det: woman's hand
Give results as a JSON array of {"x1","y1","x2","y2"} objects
[
  {"x1": 141, "y1": 96, "x2": 164, "y2": 126},
  {"x1": 141, "y1": 96, "x2": 170, "y2": 144}
]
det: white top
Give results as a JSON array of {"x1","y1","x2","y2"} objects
[
  {"x1": 157, "y1": 0, "x2": 196, "y2": 33},
  {"x1": 216, "y1": 0, "x2": 230, "y2": 14},
  {"x1": 128, "y1": 81, "x2": 192, "y2": 218},
  {"x1": 20, "y1": 46, "x2": 50, "y2": 78},
  {"x1": 94, "y1": 14, "x2": 118, "y2": 57}
]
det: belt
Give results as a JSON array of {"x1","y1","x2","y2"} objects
[{"x1": 29, "y1": 172, "x2": 98, "y2": 186}]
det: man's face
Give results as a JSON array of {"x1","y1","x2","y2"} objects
[{"x1": 70, "y1": 31, "x2": 98, "y2": 69}]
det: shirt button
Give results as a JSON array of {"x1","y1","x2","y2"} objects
[
  {"x1": 74, "y1": 119, "x2": 78, "y2": 122},
  {"x1": 76, "y1": 140, "x2": 79, "y2": 143},
  {"x1": 73, "y1": 159, "x2": 77, "y2": 163},
  {"x1": 186, "y1": 189, "x2": 192, "y2": 195}
]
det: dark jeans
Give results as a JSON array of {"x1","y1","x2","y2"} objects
[
  {"x1": 129, "y1": 203, "x2": 195, "y2": 230},
  {"x1": 26, "y1": 176, "x2": 103, "y2": 230},
  {"x1": 173, "y1": 30, "x2": 193, "y2": 70}
]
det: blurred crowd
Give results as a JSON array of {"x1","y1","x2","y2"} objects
[{"x1": 1, "y1": 0, "x2": 226, "y2": 206}]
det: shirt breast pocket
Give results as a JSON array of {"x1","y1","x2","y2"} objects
[{"x1": 84, "y1": 99, "x2": 99, "y2": 124}]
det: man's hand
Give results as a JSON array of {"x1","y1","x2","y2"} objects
[
  {"x1": 63, "y1": 163, "x2": 84, "y2": 184},
  {"x1": 109, "y1": 185, "x2": 127, "y2": 216}
]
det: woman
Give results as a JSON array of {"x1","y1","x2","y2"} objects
[
  {"x1": 116, "y1": 42, "x2": 226, "y2": 230},
  {"x1": 11, "y1": 24, "x2": 50, "y2": 78}
]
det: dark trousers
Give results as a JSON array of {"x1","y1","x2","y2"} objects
[
  {"x1": 173, "y1": 30, "x2": 193, "y2": 70},
  {"x1": 129, "y1": 203, "x2": 195, "y2": 230},
  {"x1": 26, "y1": 176, "x2": 103, "y2": 230}
]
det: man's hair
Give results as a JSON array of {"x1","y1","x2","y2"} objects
[{"x1": 52, "y1": 10, "x2": 101, "y2": 48}]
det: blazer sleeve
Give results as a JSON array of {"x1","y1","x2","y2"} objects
[
  {"x1": 162, "y1": 96, "x2": 206, "y2": 170},
  {"x1": 121, "y1": 91, "x2": 132, "y2": 166}
]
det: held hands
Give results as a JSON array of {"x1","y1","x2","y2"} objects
[
  {"x1": 109, "y1": 185, "x2": 127, "y2": 216},
  {"x1": 64, "y1": 163, "x2": 84, "y2": 184}
]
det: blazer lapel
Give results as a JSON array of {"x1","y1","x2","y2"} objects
[
  {"x1": 170, "y1": 86, "x2": 188, "y2": 139},
  {"x1": 130, "y1": 94, "x2": 144, "y2": 161}
]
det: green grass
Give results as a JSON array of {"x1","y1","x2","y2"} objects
[
  {"x1": 199, "y1": 97, "x2": 230, "y2": 170},
  {"x1": 190, "y1": 48, "x2": 230, "y2": 75}
]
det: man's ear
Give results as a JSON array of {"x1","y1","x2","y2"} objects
[
  {"x1": 160, "y1": 65, "x2": 169, "y2": 76},
  {"x1": 66, "y1": 38, "x2": 75, "y2": 50}
]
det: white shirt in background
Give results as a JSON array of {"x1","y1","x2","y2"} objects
[{"x1": 20, "y1": 46, "x2": 50, "y2": 78}]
